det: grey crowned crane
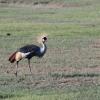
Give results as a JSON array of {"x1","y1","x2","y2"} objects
[{"x1": 8, "y1": 34, "x2": 47, "y2": 76}]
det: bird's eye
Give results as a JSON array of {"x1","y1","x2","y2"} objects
[{"x1": 43, "y1": 37, "x2": 47, "y2": 40}]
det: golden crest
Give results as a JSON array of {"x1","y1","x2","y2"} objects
[{"x1": 37, "y1": 33, "x2": 48, "y2": 43}]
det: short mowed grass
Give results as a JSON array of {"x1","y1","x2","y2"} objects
[
  {"x1": 0, "y1": 0, "x2": 100, "y2": 100},
  {"x1": 4, "y1": 86, "x2": 100, "y2": 100}
]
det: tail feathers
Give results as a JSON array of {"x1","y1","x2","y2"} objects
[{"x1": 8, "y1": 51, "x2": 17, "y2": 63}]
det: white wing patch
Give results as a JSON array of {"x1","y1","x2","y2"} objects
[{"x1": 21, "y1": 52, "x2": 30, "y2": 58}]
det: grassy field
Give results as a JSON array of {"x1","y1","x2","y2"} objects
[{"x1": 0, "y1": 0, "x2": 100, "y2": 100}]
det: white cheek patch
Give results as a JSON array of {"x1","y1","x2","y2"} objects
[{"x1": 21, "y1": 52, "x2": 30, "y2": 58}]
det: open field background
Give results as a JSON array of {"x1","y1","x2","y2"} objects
[{"x1": 0, "y1": 0, "x2": 100, "y2": 100}]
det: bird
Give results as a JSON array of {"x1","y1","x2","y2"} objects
[
  {"x1": 6, "y1": 33, "x2": 11, "y2": 36},
  {"x1": 8, "y1": 34, "x2": 48, "y2": 76}
]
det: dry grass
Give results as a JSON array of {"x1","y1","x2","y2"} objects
[{"x1": 0, "y1": 0, "x2": 100, "y2": 99}]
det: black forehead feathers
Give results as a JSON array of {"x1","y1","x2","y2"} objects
[{"x1": 43, "y1": 37, "x2": 47, "y2": 40}]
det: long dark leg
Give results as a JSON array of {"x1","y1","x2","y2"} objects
[
  {"x1": 15, "y1": 61, "x2": 19, "y2": 77},
  {"x1": 28, "y1": 59, "x2": 32, "y2": 74}
]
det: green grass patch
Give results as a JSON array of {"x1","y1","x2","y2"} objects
[{"x1": 2, "y1": 86, "x2": 100, "y2": 100}]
